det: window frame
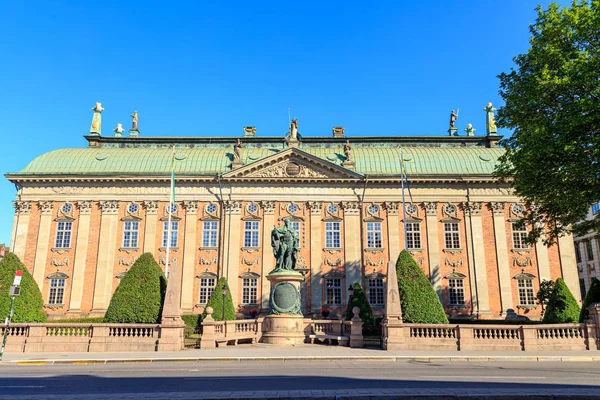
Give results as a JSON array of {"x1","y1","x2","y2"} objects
[
  {"x1": 325, "y1": 277, "x2": 343, "y2": 306},
  {"x1": 586, "y1": 240, "x2": 594, "y2": 261},
  {"x1": 202, "y1": 221, "x2": 219, "y2": 248},
  {"x1": 122, "y1": 221, "x2": 139, "y2": 248},
  {"x1": 48, "y1": 278, "x2": 66, "y2": 305},
  {"x1": 448, "y1": 278, "x2": 465, "y2": 306},
  {"x1": 512, "y1": 222, "x2": 529, "y2": 250},
  {"x1": 325, "y1": 221, "x2": 341, "y2": 249},
  {"x1": 517, "y1": 278, "x2": 536, "y2": 306},
  {"x1": 54, "y1": 221, "x2": 73, "y2": 248},
  {"x1": 366, "y1": 222, "x2": 382, "y2": 249},
  {"x1": 367, "y1": 277, "x2": 385, "y2": 306},
  {"x1": 241, "y1": 277, "x2": 258, "y2": 305},
  {"x1": 575, "y1": 242, "x2": 582, "y2": 263},
  {"x1": 444, "y1": 222, "x2": 460, "y2": 249},
  {"x1": 243, "y1": 221, "x2": 260, "y2": 248},
  {"x1": 406, "y1": 222, "x2": 421, "y2": 250},
  {"x1": 162, "y1": 220, "x2": 179, "y2": 248},
  {"x1": 198, "y1": 276, "x2": 216, "y2": 305}
]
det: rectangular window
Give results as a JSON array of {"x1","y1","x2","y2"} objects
[
  {"x1": 580, "y1": 278, "x2": 587, "y2": 300},
  {"x1": 592, "y1": 203, "x2": 599, "y2": 215},
  {"x1": 54, "y1": 221, "x2": 72, "y2": 248},
  {"x1": 575, "y1": 243, "x2": 582, "y2": 263},
  {"x1": 243, "y1": 221, "x2": 260, "y2": 248},
  {"x1": 325, "y1": 222, "x2": 341, "y2": 248},
  {"x1": 162, "y1": 221, "x2": 179, "y2": 248},
  {"x1": 406, "y1": 222, "x2": 421, "y2": 249},
  {"x1": 325, "y1": 278, "x2": 342, "y2": 305},
  {"x1": 518, "y1": 279, "x2": 535, "y2": 306},
  {"x1": 368, "y1": 278, "x2": 385, "y2": 306},
  {"x1": 448, "y1": 279, "x2": 465, "y2": 305},
  {"x1": 444, "y1": 222, "x2": 460, "y2": 249},
  {"x1": 512, "y1": 223, "x2": 528, "y2": 249},
  {"x1": 586, "y1": 241, "x2": 594, "y2": 261},
  {"x1": 202, "y1": 221, "x2": 219, "y2": 247},
  {"x1": 122, "y1": 221, "x2": 139, "y2": 248},
  {"x1": 48, "y1": 278, "x2": 65, "y2": 305},
  {"x1": 198, "y1": 277, "x2": 216, "y2": 305},
  {"x1": 366, "y1": 222, "x2": 382, "y2": 248},
  {"x1": 242, "y1": 278, "x2": 258, "y2": 304}
]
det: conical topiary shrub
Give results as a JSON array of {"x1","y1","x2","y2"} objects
[
  {"x1": 542, "y1": 278, "x2": 580, "y2": 324},
  {"x1": 580, "y1": 277, "x2": 600, "y2": 322},
  {"x1": 104, "y1": 253, "x2": 167, "y2": 323},
  {"x1": 344, "y1": 282, "x2": 375, "y2": 326},
  {"x1": 0, "y1": 253, "x2": 46, "y2": 323},
  {"x1": 201, "y1": 277, "x2": 235, "y2": 321},
  {"x1": 396, "y1": 250, "x2": 448, "y2": 324}
]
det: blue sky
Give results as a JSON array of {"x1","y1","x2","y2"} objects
[{"x1": 0, "y1": 0, "x2": 567, "y2": 244}]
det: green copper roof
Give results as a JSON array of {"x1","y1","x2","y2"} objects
[{"x1": 12, "y1": 146, "x2": 505, "y2": 177}]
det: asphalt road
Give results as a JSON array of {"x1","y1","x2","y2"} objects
[{"x1": 0, "y1": 360, "x2": 599, "y2": 399}]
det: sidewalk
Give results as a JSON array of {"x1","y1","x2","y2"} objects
[{"x1": 2, "y1": 343, "x2": 600, "y2": 365}]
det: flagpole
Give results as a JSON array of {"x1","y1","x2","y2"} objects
[
  {"x1": 165, "y1": 146, "x2": 175, "y2": 278},
  {"x1": 400, "y1": 147, "x2": 408, "y2": 250}
]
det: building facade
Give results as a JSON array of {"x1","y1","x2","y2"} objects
[
  {"x1": 575, "y1": 203, "x2": 600, "y2": 298},
  {"x1": 6, "y1": 123, "x2": 582, "y2": 320}
]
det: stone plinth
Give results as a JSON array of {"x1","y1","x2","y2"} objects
[{"x1": 262, "y1": 270, "x2": 305, "y2": 345}]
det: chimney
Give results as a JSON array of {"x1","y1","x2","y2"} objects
[
  {"x1": 243, "y1": 126, "x2": 256, "y2": 137},
  {"x1": 332, "y1": 126, "x2": 345, "y2": 137}
]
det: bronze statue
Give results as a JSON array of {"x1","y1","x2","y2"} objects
[
  {"x1": 344, "y1": 140, "x2": 352, "y2": 162},
  {"x1": 233, "y1": 138, "x2": 243, "y2": 160},
  {"x1": 449, "y1": 110, "x2": 458, "y2": 129},
  {"x1": 131, "y1": 110, "x2": 139, "y2": 130},
  {"x1": 271, "y1": 219, "x2": 299, "y2": 271}
]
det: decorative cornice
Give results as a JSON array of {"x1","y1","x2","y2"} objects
[
  {"x1": 341, "y1": 201, "x2": 360, "y2": 216},
  {"x1": 491, "y1": 202, "x2": 505, "y2": 216},
  {"x1": 423, "y1": 201, "x2": 438, "y2": 216},
  {"x1": 38, "y1": 201, "x2": 54, "y2": 214},
  {"x1": 261, "y1": 200, "x2": 276, "y2": 215},
  {"x1": 77, "y1": 200, "x2": 93, "y2": 214},
  {"x1": 13, "y1": 201, "x2": 32, "y2": 214},
  {"x1": 384, "y1": 201, "x2": 400, "y2": 216},
  {"x1": 183, "y1": 200, "x2": 199, "y2": 214},
  {"x1": 143, "y1": 200, "x2": 158, "y2": 215},
  {"x1": 464, "y1": 201, "x2": 483, "y2": 216},
  {"x1": 99, "y1": 200, "x2": 120, "y2": 215},
  {"x1": 308, "y1": 201, "x2": 323, "y2": 214},
  {"x1": 224, "y1": 200, "x2": 242, "y2": 213}
]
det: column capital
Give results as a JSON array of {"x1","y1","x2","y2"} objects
[
  {"x1": 99, "y1": 200, "x2": 120, "y2": 215},
  {"x1": 491, "y1": 202, "x2": 506, "y2": 216},
  {"x1": 143, "y1": 200, "x2": 158, "y2": 215},
  {"x1": 77, "y1": 200, "x2": 93, "y2": 215},
  {"x1": 261, "y1": 200, "x2": 276, "y2": 215},
  {"x1": 13, "y1": 201, "x2": 32, "y2": 215},
  {"x1": 183, "y1": 200, "x2": 199, "y2": 215},
  {"x1": 38, "y1": 200, "x2": 54, "y2": 215},
  {"x1": 464, "y1": 201, "x2": 483, "y2": 216},
  {"x1": 308, "y1": 201, "x2": 323, "y2": 215},
  {"x1": 224, "y1": 200, "x2": 242, "y2": 214},
  {"x1": 341, "y1": 201, "x2": 360, "y2": 216},
  {"x1": 384, "y1": 201, "x2": 400, "y2": 216},
  {"x1": 423, "y1": 201, "x2": 438, "y2": 217}
]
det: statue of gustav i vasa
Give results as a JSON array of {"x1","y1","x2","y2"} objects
[{"x1": 271, "y1": 219, "x2": 299, "y2": 272}]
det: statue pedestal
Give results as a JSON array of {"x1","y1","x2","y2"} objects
[
  {"x1": 448, "y1": 127, "x2": 458, "y2": 136},
  {"x1": 262, "y1": 270, "x2": 305, "y2": 345},
  {"x1": 286, "y1": 139, "x2": 300, "y2": 148}
]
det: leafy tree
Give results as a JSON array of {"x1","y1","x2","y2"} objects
[
  {"x1": 542, "y1": 278, "x2": 580, "y2": 323},
  {"x1": 344, "y1": 283, "x2": 375, "y2": 326},
  {"x1": 0, "y1": 253, "x2": 46, "y2": 323},
  {"x1": 104, "y1": 253, "x2": 167, "y2": 323},
  {"x1": 580, "y1": 277, "x2": 600, "y2": 322},
  {"x1": 536, "y1": 279, "x2": 555, "y2": 314},
  {"x1": 495, "y1": 1, "x2": 600, "y2": 245},
  {"x1": 395, "y1": 250, "x2": 448, "y2": 324},
  {"x1": 201, "y1": 277, "x2": 235, "y2": 321}
]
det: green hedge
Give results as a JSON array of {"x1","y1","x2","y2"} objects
[
  {"x1": 47, "y1": 317, "x2": 104, "y2": 324},
  {"x1": 181, "y1": 314, "x2": 202, "y2": 329},
  {"x1": 396, "y1": 250, "x2": 448, "y2": 324},
  {"x1": 104, "y1": 253, "x2": 167, "y2": 323},
  {"x1": 201, "y1": 277, "x2": 235, "y2": 321},
  {"x1": 580, "y1": 278, "x2": 600, "y2": 322},
  {"x1": 542, "y1": 278, "x2": 580, "y2": 324},
  {"x1": 344, "y1": 283, "x2": 375, "y2": 326},
  {"x1": 0, "y1": 253, "x2": 46, "y2": 323}
]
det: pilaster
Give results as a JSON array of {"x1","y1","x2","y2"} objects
[
  {"x1": 143, "y1": 201, "x2": 158, "y2": 254},
  {"x1": 308, "y1": 201, "x2": 323, "y2": 313},
  {"x1": 423, "y1": 202, "x2": 442, "y2": 298},
  {"x1": 92, "y1": 200, "x2": 120, "y2": 312},
  {"x1": 468, "y1": 202, "x2": 491, "y2": 314},
  {"x1": 68, "y1": 201, "x2": 93, "y2": 312},
  {"x1": 488, "y1": 202, "x2": 513, "y2": 314},
  {"x1": 181, "y1": 201, "x2": 198, "y2": 311},
  {"x1": 535, "y1": 235, "x2": 552, "y2": 283},
  {"x1": 32, "y1": 201, "x2": 54, "y2": 288},
  {"x1": 260, "y1": 201, "x2": 276, "y2": 310},
  {"x1": 342, "y1": 201, "x2": 362, "y2": 288},
  {"x1": 12, "y1": 201, "x2": 32, "y2": 261},
  {"x1": 385, "y1": 202, "x2": 400, "y2": 265},
  {"x1": 223, "y1": 200, "x2": 242, "y2": 308},
  {"x1": 558, "y1": 233, "x2": 582, "y2": 301}
]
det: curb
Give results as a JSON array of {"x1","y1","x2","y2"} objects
[{"x1": 5, "y1": 355, "x2": 600, "y2": 365}]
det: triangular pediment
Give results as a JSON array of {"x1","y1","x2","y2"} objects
[{"x1": 222, "y1": 148, "x2": 363, "y2": 181}]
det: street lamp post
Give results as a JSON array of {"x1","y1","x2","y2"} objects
[{"x1": 221, "y1": 284, "x2": 228, "y2": 321}]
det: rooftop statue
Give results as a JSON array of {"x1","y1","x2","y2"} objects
[
  {"x1": 464, "y1": 123, "x2": 476, "y2": 137},
  {"x1": 449, "y1": 110, "x2": 458, "y2": 129},
  {"x1": 483, "y1": 102, "x2": 498, "y2": 135},
  {"x1": 90, "y1": 102, "x2": 104, "y2": 135},
  {"x1": 233, "y1": 138, "x2": 243, "y2": 161},
  {"x1": 113, "y1": 123, "x2": 125, "y2": 137},
  {"x1": 290, "y1": 119, "x2": 299, "y2": 140},
  {"x1": 130, "y1": 110, "x2": 139, "y2": 131},
  {"x1": 271, "y1": 219, "x2": 299, "y2": 272},
  {"x1": 344, "y1": 140, "x2": 353, "y2": 162}
]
